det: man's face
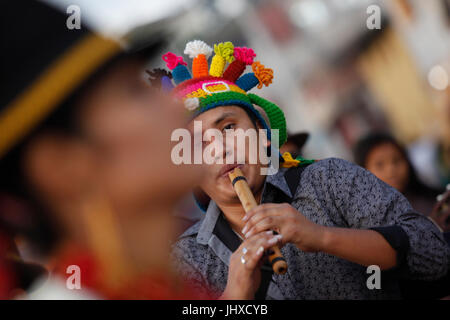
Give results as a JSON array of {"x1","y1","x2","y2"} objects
[{"x1": 188, "y1": 106, "x2": 267, "y2": 205}]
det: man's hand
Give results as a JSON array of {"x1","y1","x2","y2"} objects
[
  {"x1": 242, "y1": 203, "x2": 326, "y2": 252},
  {"x1": 221, "y1": 231, "x2": 282, "y2": 300},
  {"x1": 241, "y1": 203, "x2": 397, "y2": 270}
]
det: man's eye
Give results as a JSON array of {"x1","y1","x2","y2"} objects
[{"x1": 223, "y1": 123, "x2": 235, "y2": 131}]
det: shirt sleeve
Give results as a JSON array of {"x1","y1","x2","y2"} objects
[
  {"x1": 170, "y1": 238, "x2": 219, "y2": 298},
  {"x1": 324, "y1": 157, "x2": 450, "y2": 281}
]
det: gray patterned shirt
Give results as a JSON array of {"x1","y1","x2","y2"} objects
[{"x1": 171, "y1": 158, "x2": 450, "y2": 299}]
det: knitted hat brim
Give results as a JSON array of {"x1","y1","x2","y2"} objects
[{"x1": 191, "y1": 92, "x2": 272, "y2": 143}]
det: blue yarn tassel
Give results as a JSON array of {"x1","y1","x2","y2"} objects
[
  {"x1": 236, "y1": 73, "x2": 259, "y2": 92},
  {"x1": 172, "y1": 65, "x2": 192, "y2": 85}
]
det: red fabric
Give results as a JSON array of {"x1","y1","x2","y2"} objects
[
  {"x1": 53, "y1": 245, "x2": 102, "y2": 291},
  {"x1": 0, "y1": 262, "x2": 16, "y2": 299},
  {"x1": 0, "y1": 232, "x2": 17, "y2": 299},
  {"x1": 52, "y1": 244, "x2": 211, "y2": 300}
]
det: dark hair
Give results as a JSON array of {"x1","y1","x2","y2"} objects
[
  {"x1": 145, "y1": 68, "x2": 172, "y2": 89},
  {"x1": 353, "y1": 132, "x2": 442, "y2": 197}
]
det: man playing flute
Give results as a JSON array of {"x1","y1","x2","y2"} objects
[{"x1": 153, "y1": 40, "x2": 449, "y2": 299}]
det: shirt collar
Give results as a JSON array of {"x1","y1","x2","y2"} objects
[
  {"x1": 264, "y1": 167, "x2": 293, "y2": 199},
  {"x1": 196, "y1": 201, "x2": 221, "y2": 245}
]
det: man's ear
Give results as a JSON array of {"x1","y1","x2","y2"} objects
[
  {"x1": 253, "y1": 106, "x2": 271, "y2": 148},
  {"x1": 262, "y1": 134, "x2": 271, "y2": 148},
  {"x1": 23, "y1": 133, "x2": 95, "y2": 203},
  {"x1": 254, "y1": 116, "x2": 271, "y2": 149}
]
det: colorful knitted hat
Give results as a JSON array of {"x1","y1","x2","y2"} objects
[
  {"x1": 153, "y1": 40, "x2": 287, "y2": 147},
  {"x1": 149, "y1": 40, "x2": 318, "y2": 212}
]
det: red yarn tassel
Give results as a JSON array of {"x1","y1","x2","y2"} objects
[{"x1": 222, "y1": 60, "x2": 246, "y2": 82}]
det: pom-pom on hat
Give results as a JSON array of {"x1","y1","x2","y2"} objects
[{"x1": 151, "y1": 40, "x2": 287, "y2": 147}]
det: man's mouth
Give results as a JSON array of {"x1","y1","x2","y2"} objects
[{"x1": 218, "y1": 164, "x2": 243, "y2": 178}]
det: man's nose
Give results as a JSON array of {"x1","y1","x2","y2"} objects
[
  {"x1": 224, "y1": 133, "x2": 239, "y2": 163},
  {"x1": 202, "y1": 131, "x2": 228, "y2": 161}
]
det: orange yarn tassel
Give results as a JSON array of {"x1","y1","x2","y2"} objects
[
  {"x1": 252, "y1": 61, "x2": 273, "y2": 89},
  {"x1": 192, "y1": 54, "x2": 209, "y2": 78}
]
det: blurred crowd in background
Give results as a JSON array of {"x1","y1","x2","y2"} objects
[
  {"x1": 46, "y1": 0, "x2": 450, "y2": 188},
  {"x1": 1, "y1": 0, "x2": 450, "y2": 299},
  {"x1": 118, "y1": 0, "x2": 450, "y2": 234}
]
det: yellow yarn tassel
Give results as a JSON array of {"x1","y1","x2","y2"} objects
[
  {"x1": 210, "y1": 55, "x2": 225, "y2": 77},
  {"x1": 281, "y1": 152, "x2": 300, "y2": 168},
  {"x1": 209, "y1": 42, "x2": 234, "y2": 77}
]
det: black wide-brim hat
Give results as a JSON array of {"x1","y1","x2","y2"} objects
[
  {"x1": 0, "y1": 0, "x2": 163, "y2": 160},
  {"x1": 0, "y1": 0, "x2": 163, "y2": 291},
  {"x1": 286, "y1": 132, "x2": 309, "y2": 150}
]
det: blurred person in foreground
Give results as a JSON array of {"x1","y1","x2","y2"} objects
[
  {"x1": 152, "y1": 40, "x2": 449, "y2": 300},
  {"x1": 0, "y1": 0, "x2": 205, "y2": 299},
  {"x1": 354, "y1": 133, "x2": 449, "y2": 232}
]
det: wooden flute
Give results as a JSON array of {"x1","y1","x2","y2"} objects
[{"x1": 228, "y1": 167, "x2": 288, "y2": 275}]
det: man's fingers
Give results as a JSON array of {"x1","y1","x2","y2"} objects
[
  {"x1": 241, "y1": 230, "x2": 273, "y2": 248},
  {"x1": 244, "y1": 216, "x2": 280, "y2": 239},
  {"x1": 242, "y1": 210, "x2": 274, "y2": 235},
  {"x1": 242, "y1": 245, "x2": 265, "y2": 271},
  {"x1": 238, "y1": 231, "x2": 282, "y2": 270},
  {"x1": 242, "y1": 205, "x2": 283, "y2": 235},
  {"x1": 242, "y1": 203, "x2": 283, "y2": 222}
]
